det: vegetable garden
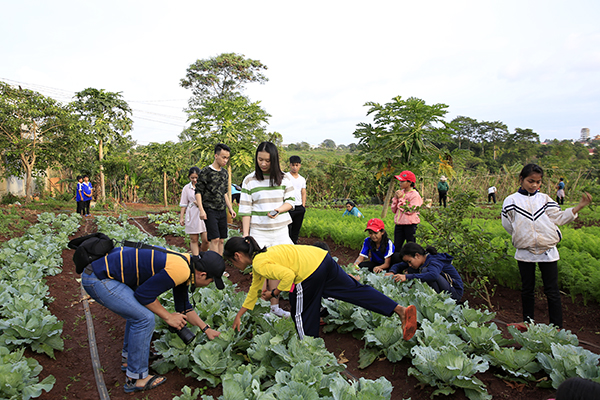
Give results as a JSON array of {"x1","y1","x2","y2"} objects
[{"x1": 1, "y1": 201, "x2": 599, "y2": 399}]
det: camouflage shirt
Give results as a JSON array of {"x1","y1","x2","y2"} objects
[{"x1": 195, "y1": 166, "x2": 228, "y2": 211}]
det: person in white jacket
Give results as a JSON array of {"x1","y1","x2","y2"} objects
[{"x1": 502, "y1": 164, "x2": 592, "y2": 329}]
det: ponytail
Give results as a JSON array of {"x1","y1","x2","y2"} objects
[{"x1": 223, "y1": 236, "x2": 267, "y2": 260}]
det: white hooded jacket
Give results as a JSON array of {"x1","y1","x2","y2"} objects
[{"x1": 501, "y1": 189, "x2": 577, "y2": 256}]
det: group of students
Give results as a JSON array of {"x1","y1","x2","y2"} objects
[
  {"x1": 78, "y1": 151, "x2": 592, "y2": 394},
  {"x1": 75, "y1": 175, "x2": 93, "y2": 216}
]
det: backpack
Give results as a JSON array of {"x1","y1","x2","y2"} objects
[{"x1": 68, "y1": 233, "x2": 115, "y2": 274}]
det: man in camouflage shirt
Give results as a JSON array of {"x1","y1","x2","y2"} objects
[{"x1": 195, "y1": 143, "x2": 237, "y2": 255}]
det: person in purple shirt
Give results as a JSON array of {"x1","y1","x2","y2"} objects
[{"x1": 387, "y1": 242, "x2": 464, "y2": 301}]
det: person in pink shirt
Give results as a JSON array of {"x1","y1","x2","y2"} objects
[{"x1": 391, "y1": 170, "x2": 423, "y2": 251}]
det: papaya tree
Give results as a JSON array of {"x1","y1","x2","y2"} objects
[
  {"x1": 353, "y1": 96, "x2": 450, "y2": 217},
  {"x1": 70, "y1": 88, "x2": 133, "y2": 201}
]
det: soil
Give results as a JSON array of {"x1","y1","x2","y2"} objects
[{"x1": 13, "y1": 214, "x2": 600, "y2": 400}]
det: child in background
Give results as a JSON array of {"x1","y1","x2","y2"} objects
[
  {"x1": 82, "y1": 175, "x2": 93, "y2": 216},
  {"x1": 239, "y1": 141, "x2": 295, "y2": 318},
  {"x1": 556, "y1": 177, "x2": 565, "y2": 205},
  {"x1": 391, "y1": 170, "x2": 423, "y2": 250},
  {"x1": 180, "y1": 167, "x2": 209, "y2": 255},
  {"x1": 342, "y1": 200, "x2": 363, "y2": 218},
  {"x1": 75, "y1": 175, "x2": 84, "y2": 216},
  {"x1": 353, "y1": 218, "x2": 397, "y2": 273},
  {"x1": 502, "y1": 163, "x2": 592, "y2": 329},
  {"x1": 223, "y1": 236, "x2": 417, "y2": 341},
  {"x1": 387, "y1": 243, "x2": 464, "y2": 302}
]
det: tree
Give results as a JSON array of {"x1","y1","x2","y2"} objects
[
  {"x1": 449, "y1": 116, "x2": 479, "y2": 150},
  {"x1": 139, "y1": 142, "x2": 189, "y2": 206},
  {"x1": 353, "y1": 96, "x2": 450, "y2": 217},
  {"x1": 320, "y1": 139, "x2": 337, "y2": 149},
  {"x1": 180, "y1": 52, "x2": 268, "y2": 102},
  {"x1": 181, "y1": 53, "x2": 272, "y2": 200},
  {"x1": 0, "y1": 82, "x2": 75, "y2": 198},
  {"x1": 70, "y1": 88, "x2": 133, "y2": 202}
]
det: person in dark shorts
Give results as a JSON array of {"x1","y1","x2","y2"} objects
[{"x1": 195, "y1": 143, "x2": 236, "y2": 255}]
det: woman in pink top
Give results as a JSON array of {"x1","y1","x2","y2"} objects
[{"x1": 391, "y1": 170, "x2": 423, "y2": 251}]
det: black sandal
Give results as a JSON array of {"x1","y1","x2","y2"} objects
[{"x1": 123, "y1": 375, "x2": 166, "y2": 393}]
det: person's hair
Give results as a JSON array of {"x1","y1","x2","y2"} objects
[
  {"x1": 399, "y1": 242, "x2": 438, "y2": 258},
  {"x1": 83, "y1": 175, "x2": 89, "y2": 179},
  {"x1": 556, "y1": 377, "x2": 600, "y2": 400},
  {"x1": 368, "y1": 229, "x2": 389, "y2": 253},
  {"x1": 223, "y1": 236, "x2": 267, "y2": 261},
  {"x1": 255, "y1": 141, "x2": 284, "y2": 186},
  {"x1": 188, "y1": 166, "x2": 201, "y2": 177},
  {"x1": 215, "y1": 143, "x2": 231, "y2": 154},
  {"x1": 76, "y1": 175, "x2": 82, "y2": 180},
  {"x1": 519, "y1": 163, "x2": 544, "y2": 180},
  {"x1": 289, "y1": 155, "x2": 302, "y2": 164},
  {"x1": 346, "y1": 200, "x2": 356, "y2": 208},
  {"x1": 560, "y1": 177, "x2": 564, "y2": 181},
  {"x1": 312, "y1": 241, "x2": 330, "y2": 252}
]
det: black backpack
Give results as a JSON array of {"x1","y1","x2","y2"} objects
[{"x1": 68, "y1": 233, "x2": 115, "y2": 274}]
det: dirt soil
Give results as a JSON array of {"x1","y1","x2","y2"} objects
[{"x1": 19, "y1": 216, "x2": 600, "y2": 400}]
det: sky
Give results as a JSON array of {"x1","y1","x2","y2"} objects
[{"x1": 2, "y1": 0, "x2": 600, "y2": 146}]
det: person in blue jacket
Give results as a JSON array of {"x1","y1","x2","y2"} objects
[
  {"x1": 386, "y1": 242, "x2": 464, "y2": 301},
  {"x1": 342, "y1": 200, "x2": 364, "y2": 218},
  {"x1": 75, "y1": 175, "x2": 84, "y2": 216},
  {"x1": 82, "y1": 174, "x2": 93, "y2": 216}
]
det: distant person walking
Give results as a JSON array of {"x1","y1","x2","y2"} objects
[
  {"x1": 437, "y1": 175, "x2": 449, "y2": 208},
  {"x1": 285, "y1": 155, "x2": 307, "y2": 244},
  {"x1": 556, "y1": 178, "x2": 565, "y2": 205},
  {"x1": 502, "y1": 163, "x2": 592, "y2": 329},
  {"x1": 487, "y1": 185, "x2": 497, "y2": 204}
]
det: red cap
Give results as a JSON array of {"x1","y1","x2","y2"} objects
[
  {"x1": 395, "y1": 170, "x2": 416, "y2": 183},
  {"x1": 365, "y1": 218, "x2": 385, "y2": 232}
]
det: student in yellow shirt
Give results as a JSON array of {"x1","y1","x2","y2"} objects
[{"x1": 223, "y1": 236, "x2": 417, "y2": 341}]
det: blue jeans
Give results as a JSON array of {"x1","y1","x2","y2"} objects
[{"x1": 82, "y1": 271, "x2": 155, "y2": 379}]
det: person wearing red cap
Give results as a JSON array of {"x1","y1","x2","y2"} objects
[
  {"x1": 353, "y1": 218, "x2": 398, "y2": 273},
  {"x1": 391, "y1": 170, "x2": 423, "y2": 251}
]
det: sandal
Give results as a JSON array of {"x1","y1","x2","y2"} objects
[
  {"x1": 121, "y1": 356, "x2": 127, "y2": 372},
  {"x1": 402, "y1": 305, "x2": 417, "y2": 341},
  {"x1": 123, "y1": 375, "x2": 166, "y2": 393},
  {"x1": 507, "y1": 322, "x2": 528, "y2": 332}
]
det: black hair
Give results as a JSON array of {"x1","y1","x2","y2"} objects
[
  {"x1": 188, "y1": 166, "x2": 201, "y2": 177},
  {"x1": 289, "y1": 155, "x2": 302, "y2": 164},
  {"x1": 215, "y1": 143, "x2": 231, "y2": 154},
  {"x1": 346, "y1": 200, "x2": 356, "y2": 207},
  {"x1": 255, "y1": 141, "x2": 284, "y2": 186},
  {"x1": 223, "y1": 236, "x2": 267, "y2": 261},
  {"x1": 368, "y1": 229, "x2": 389, "y2": 253},
  {"x1": 83, "y1": 175, "x2": 89, "y2": 179},
  {"x1": 519, "y1": 163, "x2": 544, "y2": 180},
  {"x1": 76, "y1": 175, "x2": 82, "y2": 180},
  {"x1": 556, "y1": 377, "x2": 600, "y2": 400},
  {"x1": 399, "y1": 242, "x2": 438, "y2": 258},
  {"x1": 312, "y1": 241, "x2": 330, "y2": 252},
  {"x1": 560, "y1": 177, "x2": 564, "y2": 181}
]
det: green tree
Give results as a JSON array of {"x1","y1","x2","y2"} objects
[
  {"x1": 320, "y1": 139, "x2": 337, "y2": 149},
  {"x1": 70, "y1": 88, "x2": 133, "y2": 201},
  {"x1": 448, "y1": 116, "x2": 478, "y2": 150},
  {"x1": 139, "y1": 141, "x2": 189, "y2": 206},
  {"x1": 181, "y1": 53, "x2": 272, "y2": 198},
  {"x1": 0, "y1": 82, "x2": 75, "y2": 198},
  {"x1": 353, "y1": 96, "x2": 450, "y2": 217}
]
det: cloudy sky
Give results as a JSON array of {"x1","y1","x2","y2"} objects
[{"x1": 2, "y1": 1, "x2": 599, "y2": 146}]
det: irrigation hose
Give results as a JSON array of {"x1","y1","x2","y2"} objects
[{"x1": 80, "y1": 284, "x2": 111, "y2": 400}]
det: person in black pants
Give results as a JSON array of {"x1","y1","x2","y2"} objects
[{"x1": 285, "y1": 156, "x2": 307, "y2": 244}]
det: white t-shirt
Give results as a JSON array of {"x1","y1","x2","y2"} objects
[
  {"x1": 285, "y1": 172, "x2": 306, "y2": 206},
  {"x1": 488, "y1": 186, "x2": 497, "y2": 194}
]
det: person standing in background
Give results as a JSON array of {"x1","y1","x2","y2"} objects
[
  {"x1": 487, "y1": 185, "x2": 497, "y2": 204},
  {"x1": 286, "y1": 155, "x2": 307, "y2": 244},
  {"x1": 391, "y1": 170, "x2": 423, "y2": 250},
  {"x1": 82, "y1": 175, "x2": 93, "y2": 216},
  {"x1": 556, "y1": 177, "x2": 565, "y2": 205},
  {"x1": 195, "y1": 143, "x2": 237, "y2": 255},
  {"x1": 75, "y1": 175, "x2": 84, "y2": 216},
  {"x1": 180, "y1": 166, "x2": 209, "y2": 255},
  {"x1": 437, "y1": 175, "x2": 449, "y2": 208}
]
